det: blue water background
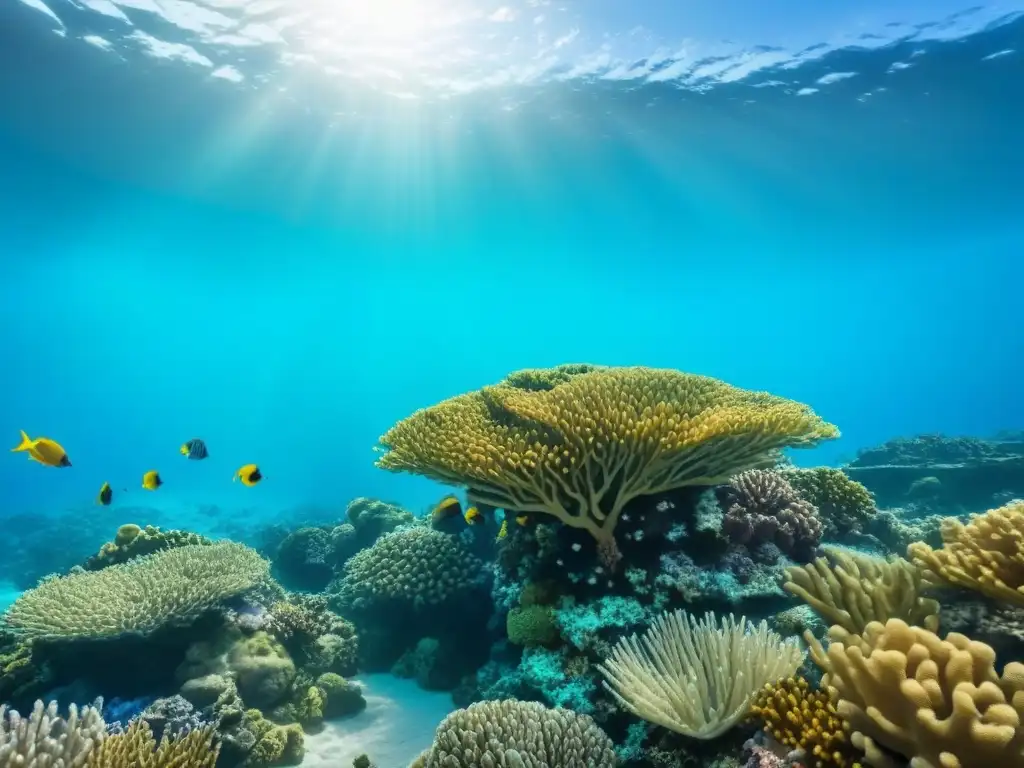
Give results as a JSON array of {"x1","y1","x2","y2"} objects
[{"x1": 0, "y1": 4, "x2": 1022, "y2": 540}]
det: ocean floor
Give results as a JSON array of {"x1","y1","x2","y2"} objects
[
  {"x1": 0, "y1": 582, "x2": 19, "y2": 613},
  {"x1": 304, "y1": 673, "x2": 454, "y2": 768}
]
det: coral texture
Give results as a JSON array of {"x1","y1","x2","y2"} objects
[
  {"x1": 783, "y1": 467, "x2": 876, "y2": 535},
  {"x1": 4, "y1": 542, "x2": 269, "y2": 641},
  {"x1": 376, "y1": 365, "x2": 838, "y2": 558},
  {"x1": 413, "y1": 699, "x2": 616, "y2": 768},
  {"x1": 598, "y1": 610, "x2": 804, "y2": 739},
  {"x1": 783, "y1": 548, "x2": 939, "y2": 635},
  {"x1": 333, "y1": 527, "x2": 484, "y2": 610},
  {"x1": 814, "y1": 618, "x2": 1024, "y2": 768},
  {"x1": 0, "y1": 699, "x2": 106, "y2": 767},
  {"x1": 83, "y1": 524, "x2": 212, "y2": 571},
  {"x1": 721, "y1": 469, "x2": 823, "y2": 558},
  {"x1": 85, "y1": 719, "x2": 219, "y2": 767},
  {"x1": 908, "y1": 500, "x2": 1024, "y2": 606}
]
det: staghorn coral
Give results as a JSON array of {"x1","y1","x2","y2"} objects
[
  {"x1": 85, "y1": 719, "x2": 219, "y2": 767},
  {"x1": 812, "y1": 618, "x2": 1024, "y2": 768},
  {"x1": 83, "y1": 524, "x2": 212, "y2": 571},
  {"x1": 376, "y1": 366, "x2": 838, "y2": 562},
  {"x1": 1, "y1": 699, "x2": 107, "y2": 767},
  {"x1": 721, "y1": 469, "x2": 823, "y2": 559},
  {"x1": 598, "y1": 610, "x2": 804, "y2": 740},
  {"x1": 783, "y1": 547, "x2": 939, "y2": 635},
  {"x1": 908, "y1": 500, "x2": 1024, "y2": 606},
  {"x1": 412, "y1": 699, "x2": 616, "y2": 768},
  {"x1": 4, "y1": 542, "x2": 269, "y2": 641},
  {"x1": 333, "y1": 527, "x2": 484, "y2": 611},
  {"x1": 750, "y1": 676, "x2": 863, "y2": 768},
  {"x1": 782, "y1": 468, "x2": 876, "y2": 536}
]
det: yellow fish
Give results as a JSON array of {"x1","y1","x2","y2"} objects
[
  {"x1": 431, "y1": 495, "x2": 462, "y2": 521},
  {"x1": 516, "y1": 514, "x2": 530, "y2": 526},
  {"x1": 97, "y1": 482, "x2": 113, "y2": 505},
  {"x1": 464, "y1": 506, "x2": 484, "y2": 525},
  {"x1": 142, "y1": 470, "x2": 163, "y2": 490},
  {"x1": 234, "y1": 464, "x2": 262, "y2": 486},
  {"x1": 497, "y1": 519, "x2": 508, "y2": 540},
  {"x1": 11, "y1": 430, "x2": 71, "y2": 467}
]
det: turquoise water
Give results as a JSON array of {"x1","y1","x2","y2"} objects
[{"x1": 1, "y1": 1, "x2": 1022, "y2": 526}]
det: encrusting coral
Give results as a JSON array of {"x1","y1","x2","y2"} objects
[
  {"x1": 376, "y1": 365, "x2": 838, "y2": 564},
  {"x1": 597, "y1": 609, "x2": 804, "y2": 740},
  {"x1": 750, "y1": 676, "x2": 863, "y2": 768},
  {"x1": 83, "y1": 523, "x2": 212, "y2": 570},
  {"x1": 908, "y1": 500, "x2": 1024, "y2": 606},
  {"x1": 720, "y1": 469, "x2": 823, "y2": 559},
  {"x1": 333, "y1": 527, "x2": 484, "y2": 610},
  {"x1": 409, "y1": 698, "x2": 617, "y2": 768},
  {"x1": 812, "y1": 618, "x2": 1024, "y2": 768},
  {"x1": 3, "y1": 542, "x2": 269, "y2": 641},
  {"x1": 783, "y1": 548, "x2": 940, "y2": 635}
]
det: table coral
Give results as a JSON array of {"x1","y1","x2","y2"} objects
[{"x1": 376, "y1": 365, "x2": 838, "y2": 564}]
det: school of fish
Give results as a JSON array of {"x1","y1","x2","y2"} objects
[{"x1": 11, "y1": 431, "x2": 262, "y2": 507}]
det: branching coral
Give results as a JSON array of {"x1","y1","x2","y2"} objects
[
  {"x1": 85, "y1": 719, "x2": 219, "y2": 767},
  {"x1": 333, "y1": 527, "x2": 485, "y2": 610},
  {"x1": 812, "y1": 618, "x2": 1024, "y2": 768},
  {"x1": 4, "y1": 542, "x2": 270, "y2": 641},
  {"x1": 908, "y1": 500, "x2": 1024, "y2": 606},
  {"x1": 783, "y1": 468, "x2": 876, "y2": 535},
  {"x1": 1, "y1": 699, "x2": 106, "y2": 767},
  {"x1": 598, "y1": 610, "x2": 804, "y2": 740},
  {"x1": 721, "y1": 469, "x2": 823, "y2": 559},
  {"x1": 750, "y1": 676, "x2": 863, "y2": 768},
  {"x1": 376, "y1": 366, "x2": 838, "y2": 562},
  {"x1": 411, "y1": 699, "x2": 617, "y2": 768},
  {"x1": 783, "y1": 547, "x2": 939, "y2": 635}
]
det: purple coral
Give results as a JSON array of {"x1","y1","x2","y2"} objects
[{"x1": 720, "y1": 470, "x2": 822, "y2": 560}]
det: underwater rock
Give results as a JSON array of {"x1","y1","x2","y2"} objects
[
  {"x1": 391, "y1": 638, "x2": 463, "y2": 691},
  {"x1": 274, "y1": 527, "x2": 335, "y2": 592},
  {"x1": 227, "y1": 631, "x2": 297, "y2": 710},
  {"x1": 316, "y1": 673, "x2": 367, "y2": 718},
  {"x1": 844, "y1": 432, "x2": 1024, "y2": 511},
  {"x1": 141, "y1": 694, "x2": 209, "y2": 741},
  {"x1": 180, "y1": 672, "x2": 232, "y2": 709}
]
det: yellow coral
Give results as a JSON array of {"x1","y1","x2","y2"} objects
[
  {"x1": 376, "y1": 366, "x2": 838, "y2": 555},
  {"x1": 783, "y1": 547, "x2": 939, "y2": 635},
  {"x1": 86, "y1": 719, "x2": 219, "y2": 767},
  {"x1": 750, "y1": 677, "x2": 862, "y2": 768},
  {"x1": 813, "y1": 618, "x2": 1024, "y2": 768},
  {"x1": 783, "y1": 467, "x2": 876, "y2": 534},
  {"x1": 908, "y1": 500, "x2": 1024, "y2": 606}
]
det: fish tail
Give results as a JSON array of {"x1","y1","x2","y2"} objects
[{"x1": 11, "y1": 430, "x2": 32, "y2": 453}]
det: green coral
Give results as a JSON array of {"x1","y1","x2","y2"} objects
[
  {"x1": 293, "y1": 685, "x2": 325, "y2": 730},
  {"x1": 4, "y1": 542, "x2": 269, "y2": 641},
  {"x1": 228, "y1": 631, "x2": 297, "y2": 710},
  {"x1": 783, "y1": 466, "x2": 876, "y2": 535},
  {"x1": 244, "y1": 710, "x2": 304, "y2": 767},
  {"x1": 507, "y1": 605, "x2": 559, "y2": 647},
  {"x1": 333, "y1": 527, "x2": 483, "y2": 610},
  {"x1": 0, "y1": 637, "x2": 50, "y2": 702},
  {"x1": 315, "y1": 673, "x2": 366, "y2": 718},
  {"x1": 83, "y1": 523, "x2": 212, "y2": 570}
]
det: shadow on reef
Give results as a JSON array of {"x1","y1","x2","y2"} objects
[{"x1": 4, "y1": 366, "x2": 1024, "y2": 768}]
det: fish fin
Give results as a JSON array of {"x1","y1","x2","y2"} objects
[
  {"x1": 27, "y1": 453, "x2": 44, "y2": 464},
  {"x1": 11, "y1": 430, "x2": 32, "y2": 452}
]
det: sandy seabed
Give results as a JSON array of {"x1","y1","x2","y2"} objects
[{"x1": 303, "y1": 673, "x2": 455, "y2": 768}]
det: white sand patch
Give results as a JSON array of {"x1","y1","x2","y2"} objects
[{"x1": 304, "y1": 673, "x2": 454, "y2": 768}]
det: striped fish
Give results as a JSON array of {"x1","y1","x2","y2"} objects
[{"x1": 180, "y1": 438, "x2": 208, "y2": 460}]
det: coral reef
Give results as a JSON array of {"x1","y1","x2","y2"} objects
[
  {"x1": 4, "y1": 542, "x2": 269, "y2": 641},
  {"x1": 83, "y1": 524, "x2": 212, "y2": 571},
  {"x1": 376, "y1": 365, "x2": 838, "y2": 563},
  {"x1": 410, "y1": 699, "x2": 617, "y2": 768},
  {"x1": 720, "y1": 469, "x2": 823, "y2": 560},
  {"x1": 782, "y1": 467, "x2": 876, "y2": 537}
]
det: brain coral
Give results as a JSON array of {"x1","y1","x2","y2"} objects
[
  {"x1": 334, "y1": 527, "x2": 485, "y2": 610},
  {"x1": 412, "y1": 699, "x2": 616, "y2": 768},
  {"x1": 4, "y1": 542, "x2": 269, "y2": 641},
  {"x1": 720, "y1": 469, "x2": 823, "y2": 559},
  {"x1": 376, "y1": 366, "x2": 838, "y2": 563}
]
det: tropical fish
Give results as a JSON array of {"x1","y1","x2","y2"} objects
[
  {"x1": 497, "y1": 519, "x2": 508, "y2": 540},
  {"x1": 516, "y1": 514, "x2": 530, "y2": 526},
  {"x1": 142, "y1": 470, "x2": 163, "y2": 490},
  {"x1": 234, "y1": 464, "x2": 262, "y2": 486},
  {"x1": 11, "y1": 430, "x2": 71, "y2": 467},
  {"x1": 464, "y1": 506, "x2": 484, "y2": 525},
  {"x1": 97, "y1": 482, "x2": 113, "y2": 505},
  {"x1": 180, "y1": 438, "x2": 208, "y2": 460},
  {"x1": 431, "y1": 495, "x2": 462, "y2": 521}
]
